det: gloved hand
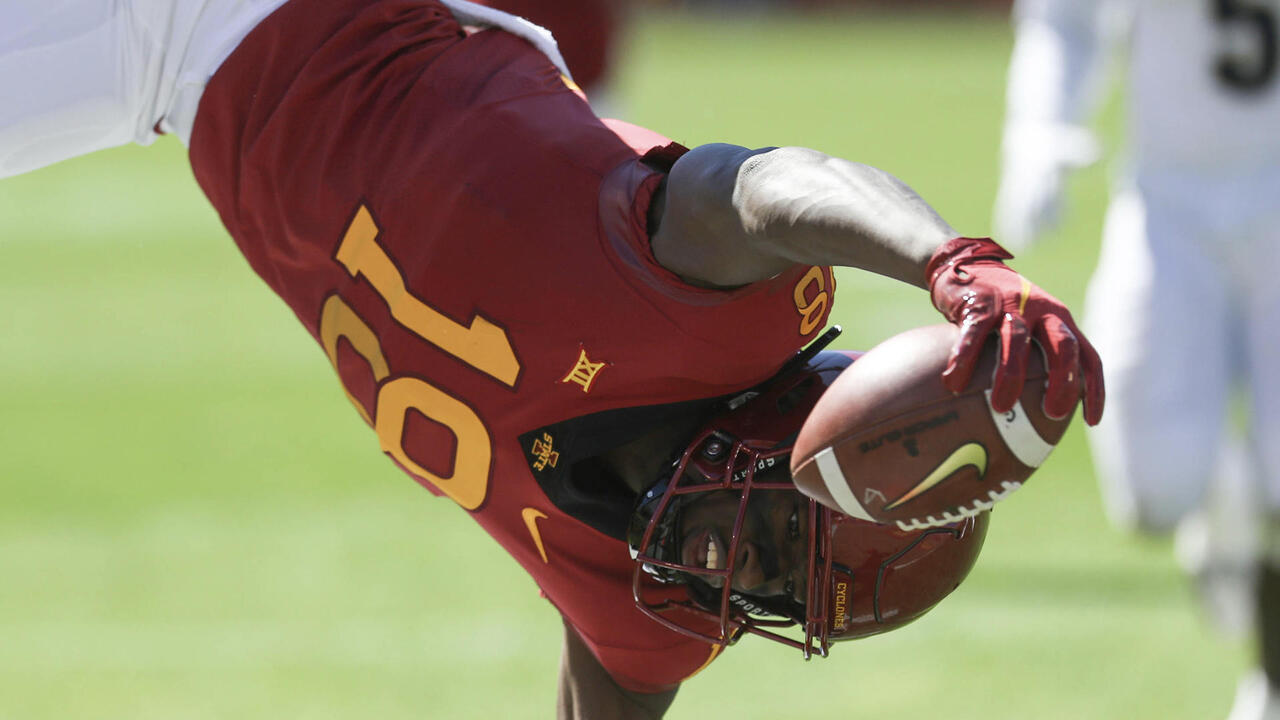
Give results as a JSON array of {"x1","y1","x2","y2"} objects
[{"x1": 926, "y1": 236, "x2": 1104, "y2": 426}]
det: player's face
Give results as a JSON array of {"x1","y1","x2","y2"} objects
[{"x1": 676, "y1": 486, "x2": 810, "y2": 604}]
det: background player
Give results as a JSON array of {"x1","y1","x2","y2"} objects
[
  {"x1": 2, "y1": 0, "x2": 1100, "y2": 717},
  {"x1": 993, "y1": 0, "x2": 1280, "y2": 717}
]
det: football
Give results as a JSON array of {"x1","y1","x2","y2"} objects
[{"x1": 790, "y1": 323, "x2": 1076, "y2": 530}]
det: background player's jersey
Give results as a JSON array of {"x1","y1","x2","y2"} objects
[
  {"x1": 1125, "y1": 0, "x2": 1280, "y2": 175},
  {"x1": 188, "y1": 0, "x2": 834, "y2": 693},
  {"x1": 1010, "y1": 0, "x2": 1280, "y2": 177}
]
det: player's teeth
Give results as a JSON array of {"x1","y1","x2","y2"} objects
[{"x1": 706, "y1": 538, "x2": 718, "y2": 569}]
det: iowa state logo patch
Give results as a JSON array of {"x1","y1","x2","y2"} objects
[{"x1": 527, "y1": 431, "x2": 560, "y2": 473}]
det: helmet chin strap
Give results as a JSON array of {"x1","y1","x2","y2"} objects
[{"x1": 681, "y1": 577, "x2": 793, "y2": 620}]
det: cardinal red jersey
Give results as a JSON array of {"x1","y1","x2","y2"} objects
[
  {"x1": 476, "y1": 0, "x2": 620, "y2": 91},
  {"x1": 189, "y1": 0, "x2": 834, "y2": 693}
]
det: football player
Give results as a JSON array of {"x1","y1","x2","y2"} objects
[
  {"x1": 993, "y1": 0, "x2": 1280, "y2": 717},
  {"x1": 1, "y1": 0, "x2": 1103, "y2": 717}
]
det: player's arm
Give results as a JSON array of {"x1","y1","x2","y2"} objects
[
  {"x1": 651, "y1": 144, "x2": 954, "y2": 290},
  {"x1": 651, "y1": 142, "x2": 1104, "y2": 425},
  {"x1": 994, "y1": 0, "x2": 1124, "y2": 248},
  {"x1": 557, "y1": 621, "x2": 678, "y2": 720},
  {"x1": 1005, "y1": 0, "x2": 1119, "y2": 132}
]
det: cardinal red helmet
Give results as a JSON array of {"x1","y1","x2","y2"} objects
[{"x1": 627, "y1": 344, "x2": 988, "y2": 658}]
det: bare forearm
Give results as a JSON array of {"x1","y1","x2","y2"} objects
[
  {"x1": 733, "y1": 146, "x2": 956, "y2": 287},
  {"x1": 651, "y1": 143, "x2": 956, "y2": 289}
]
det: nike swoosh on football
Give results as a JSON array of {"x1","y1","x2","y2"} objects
[
  {"x1": 522, "y1": 507, "x2": 550, "y2": 564},
  {"x1": 883, "y1": 443, "x2": 989, "y2": 511}
]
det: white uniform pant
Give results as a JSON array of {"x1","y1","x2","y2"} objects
[
  {"x1": 0, "y1": 0, "x2": 567, "y2": 179},
  {"x1": 1085, "y1": 169, "x2": 1280, "y2": 532}
]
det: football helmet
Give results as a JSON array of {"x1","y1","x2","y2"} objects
[{"x1": 628, "y1": 347, "x2": 988, "y2": 658}]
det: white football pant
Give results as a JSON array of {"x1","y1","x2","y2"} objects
[
  {"x1": 0, "y1": 0, "x2": 566, "y2": 179},
  {"x1": 1084, "y1": 170, "x2": 1280, "y2": 532}
]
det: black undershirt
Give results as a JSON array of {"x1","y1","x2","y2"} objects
[{"x1": 518, "y1": 397, "x2": 722, "y2": 541}]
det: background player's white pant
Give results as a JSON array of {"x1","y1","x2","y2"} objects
[
  {"x1": 0, "y1": 0, "x2": 567, "y2": 179},
  {"x1": 1084, "y1": 169, "x2": 1280, "y2": 531}
]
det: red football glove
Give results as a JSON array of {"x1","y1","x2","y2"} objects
[{"x1": 926, "y1": 237, "x2": 1104, "y2": 425}]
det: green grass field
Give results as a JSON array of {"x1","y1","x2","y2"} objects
[{"x1": 0, "y1": 7, "x2": 1249, "y2": 719}]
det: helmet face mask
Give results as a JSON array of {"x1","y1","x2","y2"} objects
[
  {"x1": 629, "y1": 428, "x2": 836, "y2": 657},
  {"x1": 627, "y1": 351, "x2": 990, "y2": 659}
]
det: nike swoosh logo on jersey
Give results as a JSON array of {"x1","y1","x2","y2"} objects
[
  {"x1": 884, "y1": 443, "x2": 989, "y2": 511},
  {"x1": 522, "y1": 507, "x2": 550, "y2": 564}
]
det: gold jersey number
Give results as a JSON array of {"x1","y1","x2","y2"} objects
[{"x1": 318, "y1": 204, "x2": 519, "y2": 510}]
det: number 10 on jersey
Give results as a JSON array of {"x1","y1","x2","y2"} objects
[{"x1": 317, "y1": 204, "x2": 520, "y2": 510}]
